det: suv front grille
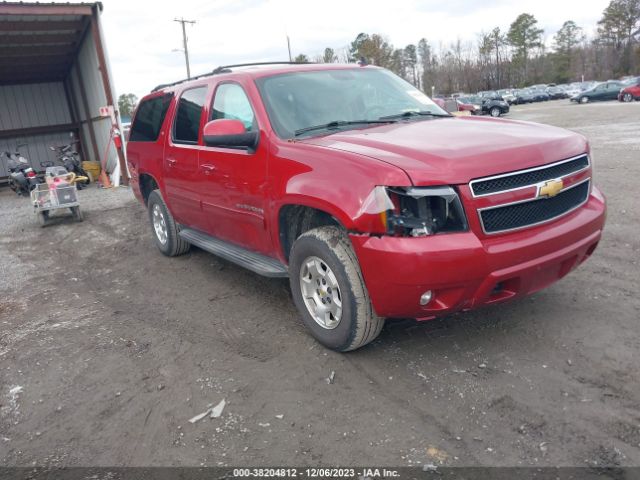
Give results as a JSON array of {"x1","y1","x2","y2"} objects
[
  {"x1": 471, "y1": 155, "x2": 589, "y2": 196},
  {"x1": 479, "y1": 180, "x2": 590, "y2": 234}
]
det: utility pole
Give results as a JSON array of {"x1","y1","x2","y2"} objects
[
  {"x1": 174, "y1": 17, "x2": 195, "y2": 78},
  {"x1": 286, "y1": 35, "x2": 292, "y2": 62}
]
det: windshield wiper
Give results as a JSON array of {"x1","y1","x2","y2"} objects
[
  {"x1": 294, "y1": 120, "x2": 395, "y2": 137},
  {"x1": 379, "y1": 110, "x2": 452, "y2": 120}
]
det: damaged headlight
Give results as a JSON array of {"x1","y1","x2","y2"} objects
[{"x1": 359, "y1": 186, "x2": 468, "y2": 236}]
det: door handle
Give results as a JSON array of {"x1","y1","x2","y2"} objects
[
  {"x1": 201, "y1": 164, "x2": 216, "y2": 175},
  {"x1": 167, "y1": 157, "x2": 177, "y2": 166}
]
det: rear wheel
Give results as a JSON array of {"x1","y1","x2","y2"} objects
[
  {"x1": 289, "y1": 226, "x2": 384, "y2": 352},
  {"x1": 71, "y1": 206, "x2": 83, "y2": 222},
  {"x1": 147, "y1": 190, "x2": 190, "y2": 256},
  {"x1": 623, "y1": 93, "x2": 633, "y2": 102},
  {"x1": 490, "y1": 106, "x2": 501, "y2": 117}
]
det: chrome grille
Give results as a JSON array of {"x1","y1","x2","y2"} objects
[
  {"x1": 470, "y1": 154, "x2": 589, "y2": 196},
  {"x1": 479, "y1": 180, "x2": 590, "y2": 234}
]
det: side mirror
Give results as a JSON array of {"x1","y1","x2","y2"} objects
[{"x1": 203, "y1": 119, "x2": 259, "y2": 152}]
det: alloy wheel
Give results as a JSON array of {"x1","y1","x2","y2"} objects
[
  {"x1": 299, "y1": 256, "x2": 343, "y2": 329},
  {"x1": 152, "y1": 203, "x2": 168, "y2": 245}
]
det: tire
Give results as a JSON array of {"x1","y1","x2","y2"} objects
[
  {"x1": 580, "y1": 96, "x2": 589, "y2": 104},
  {"x1": 147, "y1": 189, "x2": 190, "y2": 257},
  {"x1": 37, "y1": 211, "x2": 49, "y2": 227},
  {"x1": 289, "y1": 226, "x2": 384, "y2": 352},
  {"x1": 490, "y1": 107, "x2": 501, "y2": 117},
  {"x1": 71, "y1": 206, "x2": 83, "y2": 222},
  {"x1": 623, "y1": 93, "x2": 633, "y2": 103}
]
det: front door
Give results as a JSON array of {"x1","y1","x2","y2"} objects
[
  {"x1": 163, "y1": 86, "x2": 208, "y2": 229},
  {"x1": 198, "y1": 81, "x2": 271, "y2": 255}
]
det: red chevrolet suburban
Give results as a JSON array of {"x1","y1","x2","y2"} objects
[{"x1": 127, "y1": 62, "x2": 606, "y2": 351}]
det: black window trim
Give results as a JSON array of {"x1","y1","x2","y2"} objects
[{"x1": 171, "y1": 85, "x2": 209, "y2": 146}]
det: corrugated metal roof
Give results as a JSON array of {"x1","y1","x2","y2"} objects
[
  {"x1": 0, "y1": 2, "x2": 101, "y2": 11},
  {"x1": 0, "y1": 2, "x2": 101, "y2": 84}
]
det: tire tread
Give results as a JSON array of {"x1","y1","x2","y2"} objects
[{"x1": 295, "y1": 226, "x2": 384, "y2": 351}]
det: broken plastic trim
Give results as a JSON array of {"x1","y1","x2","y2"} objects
[{"x1": 358, "y1": 185, "x2": 468, "y2": 236}]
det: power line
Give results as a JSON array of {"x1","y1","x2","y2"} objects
[{"x1": 174, "y1": 17, "x2": 196, "y2": 79}]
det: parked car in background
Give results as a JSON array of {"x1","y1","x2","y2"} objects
[
  {"x1": 530, "y1": 86, "x2": 550, "y2": 102},
  {"x1": 513, "y1": 88, "x2": 535, "y2": 104},
  {"x1": 618, "y1": 77, "x2": 640, "y2": 102},
  {"x1": 459, "y1": 94, "x2": 509, "y2": 116},
  {"x1": 457, "y1": 95, "x2": 482, "y2": 113},
  {"x1": 571, "y1": 81, "x2": 623, "y2": 103},
  {"x1": 440, "y1": 97, "x2": 479, "y2": 115},
  {"x1": 432, "y1": 97, "x2": 446, "y2": 109},
  {"x1": 497, "y1": 89, "x2": 516, "y2": 104},
  {"x1": 580, "y1": 81, "x2": 598, "y2": 92},
  {"x1": 547, "y1": 86, "x2": 567, "y2": 100},
  {"x1": 564, "y1": 84, "x2": 582, "y2": 98},
  {"x1": 455, "y1": 97, "x2": 480, "y2": 114},
  {"x1": 478, "y1": 90, "x2": 497, "y2": 98},
  {"x1": 122, "y1": 122, "x2": 131, "y2": 141}
]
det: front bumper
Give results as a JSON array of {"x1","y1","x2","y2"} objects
[{"x1": 349, "y1": 188, "x2": 606, "y2": 319}]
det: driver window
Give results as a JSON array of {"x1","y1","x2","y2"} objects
[{"x1": 211, "y1": 83, "x2": 256, "y2": 131}]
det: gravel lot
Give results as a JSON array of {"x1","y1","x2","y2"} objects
[{"x1": 1, "y1": 100, "x2": 639, "y2": 468}]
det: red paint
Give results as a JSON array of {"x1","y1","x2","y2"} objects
[
  {"x1": 127, "y1": 64, "x2": 606, "y2": 320},
  {"x1": 618, "y1": 83, "x2": 640, "y2": 101},
  {"x1": 203, "y1": 119, "x2": 246, "y2": 136}
]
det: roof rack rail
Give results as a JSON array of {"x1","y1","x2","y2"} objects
[
  {"x1": 211, "y1": 61, "x2": 314, "y2": 74},
  {"x1": 151, "y1": 61, "x2": 314, "y2": 92}
]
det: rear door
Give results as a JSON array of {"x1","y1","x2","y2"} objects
[
  {"x1": 163, "y1": 86, "x2": 208, "y2": 229},
  {"x1": 197, "y1": 81, "x2": 271, "y2": 254}
]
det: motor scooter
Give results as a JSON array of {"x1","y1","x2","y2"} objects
[
  {"x1": 2, "y1": 144, "x2": 41, "y2": 196},
  {"x1": 46, "y1": 138, "x2": 90, "y2": 190}
]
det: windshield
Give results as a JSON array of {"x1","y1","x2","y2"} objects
[{"x1": 256, "y1": 68, "x2": 448, "y2": 138}]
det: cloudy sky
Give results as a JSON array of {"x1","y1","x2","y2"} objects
[{"x1": 96, "y1": 0, "x2": 611, "y2": 98}]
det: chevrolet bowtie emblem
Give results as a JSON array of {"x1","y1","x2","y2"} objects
[{"x1": 538, "y1": 178, "x2": 564, "y2": 198}]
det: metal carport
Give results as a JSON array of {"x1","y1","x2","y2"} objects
[{"x1": 0, "y1": 1, "x2": 128, "y2": 187}]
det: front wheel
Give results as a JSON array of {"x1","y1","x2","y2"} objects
[
  {"x1": 289, "y1": 226, "x2": 384, "y2": 352},
  {"x1": 490, "y1": 107, "x2": 501, "y2": 117},
  {"x1": 580, "y1": 96, "x2": 589, "y2": 104},
  {"x1": 623, "y1": 93, "x2": 633, "y2": 103}
]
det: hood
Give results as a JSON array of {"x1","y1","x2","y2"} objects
[{"x1": 300, "y1": 116, "x2": 587, "y2": 185}]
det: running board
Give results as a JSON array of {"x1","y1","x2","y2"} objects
[{"x1": 179, "y1": 228, "x2": 288, "y2": 278}]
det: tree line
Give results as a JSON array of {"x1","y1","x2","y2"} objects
[{"x1": 294, "y1": 0, "x2": 640, "y2": 95}]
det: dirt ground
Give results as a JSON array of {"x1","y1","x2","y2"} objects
[{"x1": 1, "y1": 100, "x2": 639, "y2": 469}]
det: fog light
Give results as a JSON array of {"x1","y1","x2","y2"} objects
[{"x1": 420, "y1": 290, "x2": 433, "y2": 306}]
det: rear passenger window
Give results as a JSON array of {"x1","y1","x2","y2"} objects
[
  {"x1": 129, "y1": 94, "x2": 172, "y2": 142},
  {"x1": 173, "y1": 87, "x2": 207, "y2": 144}
]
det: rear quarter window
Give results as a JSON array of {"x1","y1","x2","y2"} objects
[{"x1": 129, "y1": 94, "x2": 173, "y2": 142}]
